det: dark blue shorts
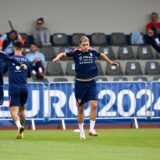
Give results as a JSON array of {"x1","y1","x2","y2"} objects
[
  {"x1": 75, "y1": 79, "x2": 97, "y2": 105},
  {"x1": 9, "y1": 85, "x2": 28, "y2": 107}
]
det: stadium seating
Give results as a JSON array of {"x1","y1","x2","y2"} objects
[
  {"x1": 155, "y1": 52, "x2": 160, "y2": 59},
  {"x1": 105, "y1": 63, "x2": 123, "y2": 75},
  {"x1": 46, "y1": 62, "x2": 64, "y2": 76},
  {"x1": 153, "y1": 76, "x2": 160, "y2": 81},
  {"x1": 125, "y1": 62, "x2": 143, "y2": 75},
  {"x1": 136, "y1": 46, "x2": 154, "y2": 59},
  {"x1": 65, "y1": 61, "x2": 76, "y2": 76},
  {"x1": 3, "y1": 32, "x2": 160, "y2": 82},
  {"x1": 110, "y1": 32, "x2": 127, "y2": 46},
  {"x1": 91, "y1": 32, "x2": 107, "y2": 46},
  {"x1": 133, "y1": 76, "x2": 148, "y2": 81},
  {"x1": 40, "y1": 47, "x2": 56, "y2": 61},
  {"x1": 32, "y1": 77, "x2": 48, "y2": 82},
  {"x1": 113, "y1": 76, "x2": 128, "y2": 81},
  {"x1": 145, "y1": 61, "x2": 160, "y2": 75},
  {"x1": 99, "y1": 46, "x2": 116, "y2": 59},
  {"x1": 53, "y1": 77, "x2": 68, "y2": 82},
  {"x1": 52, "y1": 33, "x2": 69, "y2": 46},
  {"x1": 72, "y1": 33, "x2": 86, "y2": 46},
  {"x1": 96, "y1": 62, "x2": 104, "y2": 76},
  {"x1": 117, "y1": 46, "x2": 135, "y2": 59},
  {"x1": 95, "y1": 76, "x2": 108, "y2": 82}
]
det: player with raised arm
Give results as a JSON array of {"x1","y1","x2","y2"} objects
[
  {"x1": 0, "y1": 51, "x2": 23, "y2": 105},
  {"x1": 53, "y1": 36, "x2": 119, "y2": 140},
  {"x1": 3, "y1": 41, "x2": 31, "y2": 139}
]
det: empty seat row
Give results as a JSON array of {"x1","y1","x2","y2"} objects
[
  {"x1": 105, "y1": 61, "x2": 160, "y2": 75},
  {"x1": 100, "y1": 45, "x2": 156, "y2": 60},
  {"x1": 45, "y1": 61, "x2": 160, "y2": 76}
]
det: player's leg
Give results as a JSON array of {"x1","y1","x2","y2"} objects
[
  {"x1": 77, "y1": 104, "x2": 86, "y2": 139},
  {"x1": 10, "y1": 106, "x2": 24, "y2": 139},
  {"x1": 10, "y1": 106, "x2": 21, "y2": 127},
  {"x1": 86, "y1": 80, "x2": 98, "y2": 136},
  {"x1": 17, "y1": 86, "x2": 28, "y2": 138},
  {"x1": 19, "y1": 86, "x2": 28, "y2": 127},
  {"x1": 9, "y1": 87, "x2": 24, "y2": 139},
  {"x1": 89, "y1": 100, "x2": 98, "y2": 136},
  {"x1": 75, "y1": 80, "x2": 86, "y2": 139},
  {"x1": 19, "y1": 105, "x2": 26, "y2": 126}
]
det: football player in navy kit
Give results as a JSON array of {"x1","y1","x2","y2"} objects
[
  {"x1": 53, "y1": 36, "x2": 119, "y2": 140},
  {"x1": 0, "y1": 41, "x2": 31, "y2": 139}
]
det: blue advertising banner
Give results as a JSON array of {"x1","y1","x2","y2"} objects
[
  {"x1": 0, "y1": 83, "x2": 44, "y2": 120},
  {"x1": 0, "y1": 82, "x2": 160, "y2": 120}
]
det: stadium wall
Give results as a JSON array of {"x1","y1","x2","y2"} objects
[{"x1": 0, "y1": 0, "x2": 160, "y2": 34}]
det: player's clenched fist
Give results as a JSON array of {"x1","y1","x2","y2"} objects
[{"x1": 20, "y1": 64, "x2": 27, "y2": 70}]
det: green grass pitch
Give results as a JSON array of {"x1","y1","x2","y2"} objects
[{"x1": 0, "y1": 129, "x2": 160, "y2": 160}]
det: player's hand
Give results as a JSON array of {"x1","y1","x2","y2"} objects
[
  {"x1": 52, "y1": 57, "x2": 61, "y2": 62},
  {"x1": 20, "y1": 64, "x2": 27, "y2": 70},
  {"x1": 111, "y1": 61, "x2": 119, "y2": 67}
]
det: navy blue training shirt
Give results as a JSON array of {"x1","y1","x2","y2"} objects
[
  {"x1": 66, "y1": 48, "x2": 101, "y2": 79},
  {"x1": 8, "y1": 55, "x2": 31, "y2": 87}
]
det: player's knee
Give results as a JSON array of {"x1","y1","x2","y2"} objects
[
  {"x1": 91, "y1": 105, "x2": 97, "y2": 111},
  {"x1": 10, "y1": 111, "x2": 18, "y2": 118},
  {"x1": 90, "y1": 103, "x2": 97, "y2": 111},
  {"x1": 78, "y1": 106, "x2": 84, "y2": 115}
]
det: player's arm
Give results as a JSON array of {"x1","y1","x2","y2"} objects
[
  {"x1": 0, "y1": 51, "x2": 20, "y2": 66},
  {"x1": 99, "y1": 53, "x2": 119, "y2": 67},
  {"x1": 0, "y1": 52, "x2": 22, "y2": 66},
  {"x1": 52, "y1": 52, "x2": 66, "y2": 62}
]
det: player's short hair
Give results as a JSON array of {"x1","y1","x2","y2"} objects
[
  {"x1": 30, "y1": 42, "x2": 38, "y2": 47},
  {"x1": 14, "y1": 41, "x2": 24, "y2": 50},
  {"x1": 151, "y1": 12, "x2": 158, "y2": 17},
  {"x1": 79, "y1": 36, "x2": 90, "y2": 44}
]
